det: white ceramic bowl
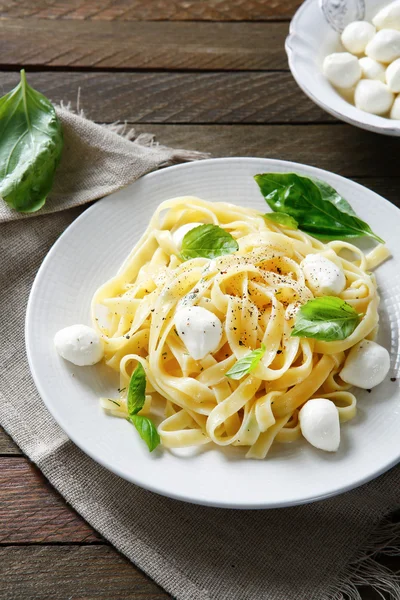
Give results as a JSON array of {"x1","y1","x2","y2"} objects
[
  {"x1": 286, "y1": 0, "x2": 400, "y2": 135},
  {"x1": 26, "y1": 158, "x2": 400, "y2": 509}
]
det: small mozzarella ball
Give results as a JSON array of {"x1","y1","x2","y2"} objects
[
  {"x1": 301, "y1": 254, "x2": 346, "y2": 296},
  {"x1": 340, "y1": 340, "x2": 390, "y2": 389},
  {"x1": 341, "y1": 21, "x2": 376, "y2": 54},
  {"x1": 299, "y1": 399, "x2": 340, "y2": 452},
  {"x1": 386, "y1": 57, "x2": 400, "y2": 90},
  {"x1": 172, "y1": 223, "x2": 203, "y2": 250},
  {"x1": 366, "y1": 29, "x2": 400, "y2": 63},
  {"x1": 373, "y1": 0, "x2": 400, "y2": 31},
  {"x1": 54, "y1": 324, "x2": 104, "y2": 366},
  {"x1": 323, "y1": 52, "x2": 362, "y2": 88},
  {"x1": 354, "y1": 79, "x2": 394, "y2": 114},
  {"x1": 359, "y1": 56, "x2": 386, "y2": 81},
  {"x1": 390, "y1": 94, "x2": 400, "y2": 117},
  {"x1": 175, "y1": 306, "x2": 222, "y2": 360}
]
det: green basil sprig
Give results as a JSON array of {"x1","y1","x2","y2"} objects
[
  {"x1": 181, "y1": 224, "x2": 239, "y2": 261},
  {"x1": 127, "y1": 363, "x2": 160, "y2": 452},
  {"x1": 226, "y1": 344, "x2": 266, "y2": 380},
  {"x1": 291, "y1": 297, "x2": 362, "y2": 341},
  {"x1": 0, "y1": 70, "x2": 63, "y2": 213},
  {"x1": 264, "y1": 212, "x2": 298, "y2": 230},
  {"x1": 130, "y1": 414, "x2": 160, "y2": 453},
  {"x1": 255, "y1": 173, "x2": 384, "y2": 243}
]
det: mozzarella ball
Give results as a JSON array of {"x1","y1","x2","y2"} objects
[
  {"x1": 54, "y1": 324, "x2": 104, "y2": 366},
  {"x1": 390, "y1": 94, "x2": 400, "y2": 117},
  {"x1": 340, "y1": 340, "x2": 390, "y2": 389},
  {"x1": 359, "y1": 56, "x2": 386, "y2": 81},
  {"x1": 322, "y1": 52, "x2": 362, "y2": 88},
  {"x1": 366, "y1": 29, "x2": 400, "y2": 63},
  {"x1": 299, "y1": 399, "x2": 340, "y2": 452},
  {"x1": 386, "y1": 57, "x2": 400, "y2": 91},
  {"x1": 373, "y1": 0, "x2": 400, "y2": 31},
  {"x1": 341, "y1": 21, "x2": 376, "y2": 54},
  {"x1": 354, "y1": 79, "x2": 394, "y2": 114},
  {"x1": 301, "y1": 253, "x2": 346, "y2": 296},
  {"x1": 172, "y1": 223, "x2": 203, "y2": 250},
  {"x1": 175, "y1": 306, "x2": 222, "y2": 360}
]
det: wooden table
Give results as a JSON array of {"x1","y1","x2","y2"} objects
[{"x1": 1, "y1": 1, "x2": 399, "y2": 598}]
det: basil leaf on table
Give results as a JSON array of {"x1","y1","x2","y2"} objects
[
  {"x1": 0, "y1": 70, "x2": 63, "y2": 213},
  {"x1": 127, "y1": 363, "x2": 160, "y2": 452},
  {"x1": 264, "y1": 212, "x2": 298, "y2": 230},
  {"x1": 181, "y1": 224, "x2": 239, "y2": 261},
  {"x1": 291, "y1": 297, "x2": 362, "y2": 341},
  {"x1": 254, "y1": 173, "x2": 384, "y2": 243},
  {"x1": 130, "y1": 414, "x2": 161, "y2": 453},
  {"x1": 226, "y1": 344, "x2": 266, "y2": 380}
]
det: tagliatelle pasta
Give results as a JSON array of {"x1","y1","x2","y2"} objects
[{"x1": 92, "y1": 196, "x2": 386, "y2": 458}]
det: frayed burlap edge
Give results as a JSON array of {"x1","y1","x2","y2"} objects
[{"x1": 325, "y1": 517, "x2": 400, "y2": 600}]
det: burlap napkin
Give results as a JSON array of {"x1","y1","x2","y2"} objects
[{"x1": 1, "y1": 108, "x2": 399, "y2": 600}]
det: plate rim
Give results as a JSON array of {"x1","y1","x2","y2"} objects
[{"x1": 25, "y1": 156, "x2": 400, "y2": 509}]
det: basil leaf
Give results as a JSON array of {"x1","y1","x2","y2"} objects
[
  {"x1": 181, "y1": 224, "x2": 239, "y2": 261},
  {"x1": 264, "y1": 212, "x2": 298, "y2": 230},
  {"x1": 0, "y1": 70, "x2": 63, "y2": 213},
  {"x1": 127, "y1": 364, "x2": 160, "y2": 451},
  {"x1": 130, "y1": 415, "x2": 160, "y2": 452},
  {"x1": 291, "y1": 297, "x2": 361, "y2": 341},
  {"x1": 226, "y1": 344, "x2": 266, "y2": 380},
  {"x1": 127, "y1": 363, "x2": 146, "y2": 417},
  {"x1": 254, "y1": 173, "x2": 384, "y2": 243}
]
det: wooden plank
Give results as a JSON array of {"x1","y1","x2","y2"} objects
[
  {"x1": 0, "y1": 547, "x2": 395, "y2": 600},
  {"x1": 0, "y1": 458, "x2": 101, "y2": 543},
  {"x1": 0, "y1": 428, "x2": 19, "y2": 454},
  {"x1": 0, "y1": 0, "x2": 301, "y2": 21},
  {"x1": 0, "y1": 19, "x2": 288, "y2": 70},
  {"x1": 0, "y1": 70, "x2": 329, "y2": 124},
  {"x1": 0, "y1": 546, "x2": 170, "y2": 600},
  {"x1": 131, "y1": 124, "x2": 400, "y2": 182}
]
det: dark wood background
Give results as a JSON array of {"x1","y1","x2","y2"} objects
[{"x1": 1, "y1": 1, "x2": 398, "y2": 598}]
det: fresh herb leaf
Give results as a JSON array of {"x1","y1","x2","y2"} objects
[
  {"x1": 254, "y1": 173, "x2": 384, "y2": 243},
  {"x1": 0, "y1": 69, "x2": 63, "y2": 213},
  {"x1": 181, "y1": 224, "x2": 239, "y2": 261},
  {"x1": 291, "y1": 297, "x2": 361, "y2": 341},
  {"x1": 226, "y1": 344, "x2": 266, "y2": 380},
  {"x1": 127, "y1": 363, "x2": 160, "y2": 451},
  {"x1": 127, "y1": 363, "x2": 146, "y2": 417},
  {"x1": 264, "y1": 212, "x2": 298, "y2": 230},
  {"x1": 130, "y1": 414, "x2": 160, "y2": 452}
]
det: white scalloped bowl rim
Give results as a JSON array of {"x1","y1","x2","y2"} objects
[{"x1": 286, "y1": 0, "x2": 400, "y2": 136}]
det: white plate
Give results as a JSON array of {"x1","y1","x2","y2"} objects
[
  {"x1": 26, "y1": 158, "x2": 400, "y2": 509},
  {"x1": 286, "y1": 0, "x2": 400, "y2": 136}
]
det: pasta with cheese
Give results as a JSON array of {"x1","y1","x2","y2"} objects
[{"x1": 91, "y1": 196, "x2": 389, "y2": 458}]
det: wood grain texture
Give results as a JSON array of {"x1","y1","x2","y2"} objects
[
  {"x1": 0, "y1": 0, "x2": 301, "y2": 21},
  {"x1": 0, "y1": 428, "x2": 19, "y2": 454},
  {"x1": 0, "y1": 546, "x2": 170, "y2": 600},
  {"x1": 0, "y1": 70, "x2": 329, "y2": 124},
  {"x1": 0, "y1": 456, "x2": 395, "y2": 600},
  {"x1": 0, "y1": 546, "x2": 391, "y2": 600},
  {"x1": 131, "y1": 124, "x2": 400, "y2": 181},
  {"x1": 0, "y1": 458, "x2": 100, "y2": 543},
  {"x1": 0, "y1": 19, "x2": 288, "y2": 70}
]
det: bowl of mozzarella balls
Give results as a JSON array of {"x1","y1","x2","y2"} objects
[{"x1": 286, "y1": 0, "x2": 400, "y2": 135}]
